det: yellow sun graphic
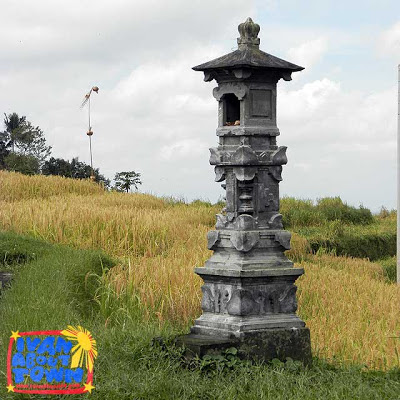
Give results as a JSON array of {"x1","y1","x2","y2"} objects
[{"x1": 61, "y1": 326, "x2": 97, "y2": 372}]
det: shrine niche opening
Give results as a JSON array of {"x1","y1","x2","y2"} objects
[{"x1": 222, "y1": 93, "x2": 240, "y2": 126}]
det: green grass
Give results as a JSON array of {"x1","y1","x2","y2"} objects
[
  {"x1": 376, "y1": 256, "x2": 397, "y2": 283},
  {"x1": 0, "y1": 232, "x2": 51, "y2": 269},
  {"x1": 281, "y1": 197, "x2": 374, "y2": 229},
  {"x1": 277, "y1": 197, "x2": 396, "y2": 261},
  {"x1": 1, "y1": 231, "x2": 400, "y2": 400},
  {"x1": 91, "y1": 328, "x2": 400, "y2": 400},
  {"x1": 296, "y1": 221, "x2": 397, "y2": 261}
]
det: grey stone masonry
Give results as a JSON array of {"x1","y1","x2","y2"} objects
[{"x1": 178, "y1": 17, "x2": 311, "y2": 364}]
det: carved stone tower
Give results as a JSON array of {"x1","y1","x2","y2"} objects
[{"x1": 179, "y1": 18, "x2": 311, "y2": 364}]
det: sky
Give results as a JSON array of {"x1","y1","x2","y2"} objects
[{"x1": 1, "y1": 0, "x2": 399, "y2": 212}]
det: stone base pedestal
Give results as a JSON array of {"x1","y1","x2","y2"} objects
[
  {"x1": 181, "y1": 266, "x2": 312, "y2": 365},
  {"x1": 175, "y1": 334, "x2": 237, "y2": 359},
  {"x1": 176, "y1": 327, "x2": 311, "y2": 365}
]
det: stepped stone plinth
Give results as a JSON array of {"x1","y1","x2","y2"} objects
[{"x1": 177, "y1": 18, "x2": 311, "y2": 365}]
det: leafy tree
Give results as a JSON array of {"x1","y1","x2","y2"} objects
[
  {"x1": 16, "y1": 121, "x2": 51, "y2": 166},
  {"x1": 114, "y1": 171, "x2": 142, "y2": 193},
  {"x1": 0, "y1": 131, "x2": 11, "y2": 168},
  {"x1": 4, "y1": 153, "x2": 40, "y2": 175},
  {"x1": 42, "y1": 157, "x2": 110, "y2": 188},
  {"x1": 42, "y1": 157, "x2": 72, "y2": 177},
  {"x1": 3, "y1": 113, "x2": 26, "y2": 153},
  {"x1": 1, "y1": 113, "x2": 51, "y2": 170}
]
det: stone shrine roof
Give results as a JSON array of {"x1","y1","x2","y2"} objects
[
  {"x1": 193, "y1": 18, "x2": 304, "y2": 73},
  {"x1": 193, "y1": 48, "x2": 304, "y2": 72}
]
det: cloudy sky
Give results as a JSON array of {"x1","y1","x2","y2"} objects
[{"x1": 1, "y1": 0, "x2": 399, "y2": 211}]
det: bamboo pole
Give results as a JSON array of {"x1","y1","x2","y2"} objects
[{"x1": 397, "y1": 64, "x2": 400, "y2": 283}]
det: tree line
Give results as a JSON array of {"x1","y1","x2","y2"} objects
[{"x1": 0, "y1": 112, "x2": 142, "y2": 192}]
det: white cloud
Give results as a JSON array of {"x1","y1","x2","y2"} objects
[
  {"x1": 0, "y1": 0, "x2": 255, "y2": 67},
  {"x1": 111, "y1": 49, "x2": 220, "y2": 122},
  {"x1": 0, "y1": 1, "x2": 397, "y2": 210},
  {"x1": 378, "y1": 21, "x2": 400, "y2": 56},
  {"x1": 0, "y1": 0, "x2": 255, "y2": 203},
  {"x1": 278, "y1": 78, "x2": 396, "y2": 210},
  {"x1": 280, "y1": 78, "x2": 340, "y2": 114},
  {"x1": 287, "y1": 38, "x2": 328, "y2": 69},
  {"x1": 279, "y1": 79, "x2": 396, "y2": 144},
  {"x1": 160, "y1": 138, "x2": 208, "y2": 161}
]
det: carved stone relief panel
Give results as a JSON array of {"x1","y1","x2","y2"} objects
[
  {"x1": 224, "y1": 170, "x2": 236, "y2": 213},
  {"x1": 250, "y1": 89, "x2": 272, "y2": 118},
  {"x1": 253, "y1": 284, "x2": 298, "y2": 314},
  {"x1": 201, "y1": 284, "x2": 232, "y2": 313},
  {"x1": 258, "y1": 170, "x2": 279, "y2": 212},
  {"x1": 237, "y1": 179, "x2": 254, "y2": 214},
  {"x1": 201, "y1": 283, "x2": 298, "y2": 316}
]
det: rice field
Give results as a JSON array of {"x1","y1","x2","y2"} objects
[{"x1": 0, "y1": 170, "x2": 399, "y2": 370}]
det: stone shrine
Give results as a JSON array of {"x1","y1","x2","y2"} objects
[{"x1": 178, "y1": 18, "x2": 311, "y2": 364}]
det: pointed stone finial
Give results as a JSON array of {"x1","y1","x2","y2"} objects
[{"x1": 237, "y1": 17, "x2": 260, "y2": 50}]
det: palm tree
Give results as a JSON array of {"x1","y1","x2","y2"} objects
[
  {"x1": 1, "y1": 113, "x2": 52, "y2": 173},
  {"x1": 114, "y1": 171, "x2": 142, "y2": 193},
  {"x1": 3, "y1": 113, "x2": 26, "y2": 153}
]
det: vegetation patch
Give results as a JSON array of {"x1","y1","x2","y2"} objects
[
  {"x1": 376, "y1": 256, "x2": 397, "y2": 283},
  {"x1": 281, "y1": 198, "x2": 396, "y2": 261},
  {"x1": 1, "y1": 231, "x2": 400, "y2": 400},
  {"x1": 281, "y1": 196, "x2": 374, "y2": 228},
  {"x1": 0, "y1": 172, "x2": 399, "y2": 372},
  {"x1": 302, "y1": 226, "x2": 396, "y2": 261},
  {"x1": 0, "y1": 231, "x2": 51, "y2": 268}
]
